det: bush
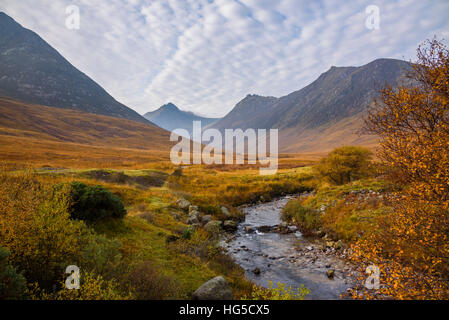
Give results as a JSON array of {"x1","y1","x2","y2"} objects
[
  {"x1": 0, "y1": 247, "x2": 26, "y2": 300},
  {"x1": 282, "y1": 199, "x2": 321, "y2": 232},
  {"x1": 315, "y1": 146, "x2": 373, "y2": 185},
  {"x1": 0, "y1": 172, "x2": 123, "y2": 290},
  {"x1": 68, "y1": 182, "x2": 127, "y2": 221},
  {"x1": 125, "y1": 261, "x2": 178, "y2": 300}
]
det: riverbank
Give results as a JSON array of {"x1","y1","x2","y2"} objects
[{"x1": 222, "y1": 196, "x2": 358, "y2": 300}]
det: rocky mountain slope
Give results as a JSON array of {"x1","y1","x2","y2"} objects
[
  {"x1": 210, "y1": 58, "x2": 413, "y2": 152},
  {"x1": 0, "y1": 12, "x2": 149, "y2": 124}
]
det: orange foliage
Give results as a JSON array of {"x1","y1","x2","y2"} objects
[{"x1": 352, "y1": 39, "x2": 449, "y2": 299}]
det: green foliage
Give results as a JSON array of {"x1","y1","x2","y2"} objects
[
  {"x1": 315, "y1": 146, "x2": 373, "y2": 185},
  {"x1": 282, "y1": 199, "x2": 321, "y2": 232},
  {"x1": 182, "y1": 226, "x2": 195, "y2": 240},
  {"x1": 0, "y1": 247, "x2": 26, "y2": 300},
  {"x1": 242, "y1": 281, "x2": 309, "y2": 300},
  {"x1": 68, "y1": 182, "x2": 127, "y2": 221}
]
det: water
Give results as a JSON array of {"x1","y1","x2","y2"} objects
[{"x1": 224, "y1": 196, "x2": 353, "y2": 300}]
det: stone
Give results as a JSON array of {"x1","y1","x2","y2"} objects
[
  {"x1": 201, "y1": 215, "x2": 212, "y2": 224},
  {"x1": 334, "y1": 240, "x2": 344, "y2": 250},
  {"x1": 257, "y1": 225, "x2": 273, "y2": 233},
  {"x1": 278, "y1": 221, "x2": 289, "y2": 233},
  {"x1": 245, "y1": 226, "x2": 255, "y2": 233},
  {"x1": 221, "y1": 206, "x2": 231, "y2": 217},
  {"x1": 326, "y1": 269, "x2": 335, "y2": 279},
  {"x1": 189, "y1": 205, "x2": 199, "y2": 213},
  {"x1": 176, "y1": 198, "x2": 191, "y2": 211},
  {"x1": 253, "y1": 268, "x2": 261, "y2": 275},
  {"x1": 223, "y1": 220, "x2": 238, "y2": 232},
  {"x1": 187, "y1": 215, "x2": 200, "y2": 225},
  {"x1": 326, "y1": 241, "x2": 335, "y2": 248},
  {"x1": 192, "y1": 276, "x2": 233, "y2": 300},
  {"x1": 204, "y1": 220, "x2": 222, "y2": 233}
]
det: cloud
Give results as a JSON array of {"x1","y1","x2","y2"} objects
[{"x1": 1, "y1": 0, "x2": 448, "y2": 117}]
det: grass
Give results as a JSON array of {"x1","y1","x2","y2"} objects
[
  {"x1": 3, "y1": 162, "x2": 317, "y2": 299},
  {"x1": 282, "y1": 178, "x2": 397, "y2": 241}
]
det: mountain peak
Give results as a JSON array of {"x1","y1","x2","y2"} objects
[
  {"x1": 160, "y1": 102, "x2": 179, "y2": 111},
  {"x1": 0, "y1": 12, "x2": 150, "y2": 124}
]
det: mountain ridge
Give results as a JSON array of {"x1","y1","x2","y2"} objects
[
  {"x1": 0, "y1": 12, "x2": 150, "y2": 124},
  {"x1": 209, "y1": 58, "x2": 413, "y2": 152}
]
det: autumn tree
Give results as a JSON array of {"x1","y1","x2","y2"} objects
[
  {"x1": 315, "y1": 146, "x2": 373, "y2": 185},
  {"x1": 351, "y1": 39, "x2": 449, "y2": 299}
]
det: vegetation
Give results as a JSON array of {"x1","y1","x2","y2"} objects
[
  {"x1": 67, "y1": 181, "x2": 127, "y2": 221},
  {"x1": 0, "y1": 246, "x2": 26, "y2": 300},
  {"x1": 350, "y1": 38, "x2": 449, "y2": 299},
  {"x1": 282, "y1": 200, "x2": 321, "y2": 233},
  {"x1": 1, "y1": 164, "x2": 312, "y2": 300},
  {"x1": 242, "y1": 281, "x2": 309, "y2": 300},
  {"x1": 314, "y1": 146, "x2": 373, "y2": 185},
  {"x1": 281, "y1": 39, "x2": 449, "y2": 300},
  {"x1": 0, "y1": 37, "x2": 447, "y2": 301}
]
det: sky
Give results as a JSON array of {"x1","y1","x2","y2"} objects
[{"x1": 1, "y1": 0, "x2": 448, "y2": 117}]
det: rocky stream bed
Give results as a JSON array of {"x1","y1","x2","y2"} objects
[{"x1": 222, "y1": 196, "x2": 358, "y2": 300}]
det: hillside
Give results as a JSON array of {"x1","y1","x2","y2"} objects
[
  {"x1": 210, "y1": 58, "x2": 413, "y2": 153},
  {"x1": 0, "y1": 12, "x2": 149, "y2": 124},
  {"x1": 0, "y1": 96, "x2": 173, "y2": 168},
  {"x1": 144, "y1": 103, "x2": 219, "y2": 134}
]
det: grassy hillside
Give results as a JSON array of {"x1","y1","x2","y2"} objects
[{"x1": 0, "y1": 96, "x2": 175, "y2": 168}]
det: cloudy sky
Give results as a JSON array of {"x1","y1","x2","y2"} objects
[{"x1": 1, "y1": 0, "x2": 448, "y2": 117}]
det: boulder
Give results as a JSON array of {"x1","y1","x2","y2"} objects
[
  {"x1": 187, "y1": 215, "x2": 200, "y2": 225},
  {"x1": 223, "y1": 220, "x2": 238, "y2": 232},
  {"x1": 220, "y1": 206, "x2": 230, "y2": 217},
  {"x1": 204, "y1": 220, "x2": 222, "y2": 233},
  {"x1": 192, "y1": 276, "x2": 233, "y2": 300},
  {"x1": 257, "y1": 225, "x2": 274, "y2": 233},
  {"x1": 201, "y1": 215, "x2": 213, "y2": 225},
  {"x1": 189, "y1": 205, "x2": 199, "y2": 214},
  {"x1": 176, "y1": 198, "x2": 191, "y2": 211}
]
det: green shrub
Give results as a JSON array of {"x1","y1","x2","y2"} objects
[
  {"x1": 282, "y1": 199, "x2": 321, "y2": 232},
  {"x1": 314, "y1": 146, "x2": 373, "y2": 185},
  {"x1": 182, "y1": 226, "x2": 194, "y2": 240},
  {"x1": 0, "y1": 247, "x2": 26, "y2": 300},
  {"x1": 68, "y1": 182, "x2": 127, "y2": 221}
]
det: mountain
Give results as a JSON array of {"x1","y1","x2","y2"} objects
[
  {"x1": 210, "y1": 58, "x2": 413, "y2": 152},
  {"x1": 144, "y1": 103, "x2": 220, "y2": 134},
  {"x1": 0, "y1": 12, "x2": 149, "y2": 124}
]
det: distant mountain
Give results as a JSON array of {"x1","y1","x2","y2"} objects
[
  {"x1": 144, "y1": 103, "x2": 220, "y2": 135},
  {"x1": 0, "y1": 12, "x2": 149, "y2": 124},
  {"x1": 210, "y1": 58, "x2": 414, "y2": 153}
]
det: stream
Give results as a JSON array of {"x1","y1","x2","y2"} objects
[{"x1": 223, "y1": 196, "x2": 355, "y2": 300}]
